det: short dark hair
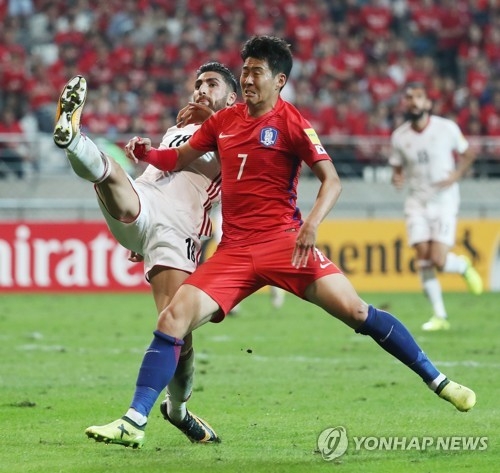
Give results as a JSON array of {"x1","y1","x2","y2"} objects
[
  {"x1": 196, "y1": 62, "x2": 238, "y2": 93},
  {"x1": 240, "y1": 36, "x2": 293, "y2": 79}
]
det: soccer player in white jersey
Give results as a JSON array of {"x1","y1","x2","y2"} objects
[
  {"x1": 389, "y1": 82, "x2": 483, "y2": 331},
  {"x1": 53, "y1": 62, "x2": 238, "y2": 447}
]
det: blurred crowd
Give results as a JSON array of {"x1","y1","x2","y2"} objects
[{"x1": 1, "y1": 0, "x2": 500, "y2": 178}]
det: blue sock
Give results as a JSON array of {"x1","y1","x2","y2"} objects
[
  {"x1": 130, "y1": 330, "x2": 184, "y2": 417},
  {"x1": 356, "y1": 305, "x2": 440, "y2": 383}
]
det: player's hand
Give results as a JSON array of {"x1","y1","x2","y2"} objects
[
  {"x1": 291, "y1": 223, "x2": 317, "y2": 268},
  {"x1": 434, "y1": 171, "x2": 459, "y2": 190},
  {"x1": 125, "y1": 136, "x2": 151, "y2": 163},
  {"x1": 176, "y1": 102, "x2": 214, "y2": 127},
  {"x1": 392, "y1": 172, "x2": 405, "y2": 190},
  {"x1": 128, "y1": 251, "x2": 144, "y2": 263}
]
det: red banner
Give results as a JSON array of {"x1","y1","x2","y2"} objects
[{"x1": 0, "y1": 222, "x2": 149, "y2": 292}]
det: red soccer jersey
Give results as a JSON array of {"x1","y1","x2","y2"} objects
[{"x1": 189, "y1": 98, "x2": 331, "y2": 247}]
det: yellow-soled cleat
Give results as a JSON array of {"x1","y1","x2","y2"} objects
[
  {"x1": 85, "y1": 417, "x2": 145, "y2": 449},
  {"x1": 460, "y1": 256, "x2": 483, "y2": 295},
  {"x1": 421, "y1": 316, "x2": 450, "y2": 332},
  {"x1": 53, "y1": 75, "x2": 87, "y2": 149},
  {"x1": 437, "y1": 380, "x2": 476, "y2": 412}
]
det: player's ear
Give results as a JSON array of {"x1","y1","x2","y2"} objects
[
  {"x1": 276, "y1": 73, "x2": 287, "y2": 90},
  {"x1": 226, "y1": 91, "x2": 237, "y2": 106},
  {"x1": 425, "y1": 98, "x2": 432, "y2": 111}
]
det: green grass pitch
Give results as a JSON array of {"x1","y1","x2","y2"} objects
[{"x1": 0, "y1": 291, "x2": 498, "y2": 473}]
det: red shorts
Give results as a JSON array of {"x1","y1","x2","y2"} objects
[{"x1": 184, "y1": 231, "x2": 341, "y2": 320}]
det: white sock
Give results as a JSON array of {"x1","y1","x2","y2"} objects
[
  {"x1": 66, "y1": 133, "x2": 110, "y2": 183},
  {"x1": 166, "y1": 348, "x2": 195, "y2": 422},
  {"x1": 442, "y1": 252, "x2": 468, "y2": 275},
  {"x1": 125, "y1": 408, "x2": 147, "y2": 426},
  {"x1": 418, "y1": 260, "x2": 447, "y2": 318},
  {"x1": 427, "y1": 373, "x2": 447, "y2": 392}
]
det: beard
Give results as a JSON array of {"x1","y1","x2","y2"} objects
[{"x1": 404, "y1": 109, "x2": 426, "y2": 122}]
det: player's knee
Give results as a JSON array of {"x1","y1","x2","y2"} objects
[
  {"x1": 157, "y1": 305, "x2": 190, "y2": 339},
  {"x1": 431, "y1": 256, "x2": 446, "y2": 270},
  {"x1": 335, "y1": 300, "x2": 369, "y2": 329},
  {"x1": 349, "y1": 301, "x2": 369, "y2": 325}
]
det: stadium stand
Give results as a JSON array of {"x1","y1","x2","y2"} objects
[{"x1": 0, "y1": 0, "x2": 499, "y2": 192}]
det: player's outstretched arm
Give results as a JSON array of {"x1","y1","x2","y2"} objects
[
  {"x1": 292, "y1": 159, "x2": 341, "y2": 268},
  {"x1": 125, "y1": 136, "x2": 203, "y2": 172}
]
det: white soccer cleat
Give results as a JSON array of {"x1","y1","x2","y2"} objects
[{"x1": 53, "y1": 75, "x2": 87, "y2": 149}]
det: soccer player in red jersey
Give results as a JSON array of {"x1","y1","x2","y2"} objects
[{"x1": 86, "y1": 36, "x2": 476, "y2": 449}]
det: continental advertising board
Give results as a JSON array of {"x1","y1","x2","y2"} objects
[
  {"x1": 316, "y1": 219, "x2": 500, "y2": 292},
  {"x1": 0, "y1": 220, "x2": 499, "y2": 292}
]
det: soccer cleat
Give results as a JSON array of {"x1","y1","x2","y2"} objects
[
  {"x1": 270, "y1": 286, "x2": 285, "y2": 309},
  {"x1": 85, "y1": 417, "x2": 145, "y2": 449},
  {"x1": 160, "y1": 401, "x2": 220, "y2": 443},
  {"x1": 436, "y1": 379, "x2": 476, "y2": 412},
  {"x1": 460, "y1": 256, "x2": 483, "y2": 295},
  {"x1": 421, "y1": 316, "x2": 450, "y2": 331},
  {"x1": 53, "y1": 75, "x2": 87, "y2": 148}
]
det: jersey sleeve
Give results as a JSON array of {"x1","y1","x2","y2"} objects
[
  {"x1": 189, "y1": 114, "x2": 219, "y2": 153},
  {"x1": 449, "y1": 120, "x2": 469, "y2": 154},
  {"x1": 288, "y1": 111, "x2": 331, "y2": 168},
  {"x1": 388, "y1": 132, "x2": 403, "y2": 167}
]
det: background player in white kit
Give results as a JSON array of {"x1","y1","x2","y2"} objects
[
  {"x1": 53, "y1": 62, "x2": 238, "y2": 446},
  {"x1": 389, "y1": 82, "x2": 483, "y2": 332}
]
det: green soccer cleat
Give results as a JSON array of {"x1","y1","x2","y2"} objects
[
  {"x1": 436, "y1": 379, "x2": 476, "y2": 412},
  {"x1": 53, "y1": 75, "x2": 87, "y2": 149},
  {"x1": 421, "y1": 316, "x2": 450, "y2": 331},
  {"x1": 460, "y1": 256, "x2": 483, "y2": 295},
  {"x1": 85, "y1": 417, "x2": 145, "y2": 449},
  {"x1": 160, "y1": 401, "x2": 221, "y2": 443}
]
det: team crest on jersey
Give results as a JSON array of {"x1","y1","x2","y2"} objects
[{"x1": 260, "y1": 127, "x2": 278, "y2": 146}]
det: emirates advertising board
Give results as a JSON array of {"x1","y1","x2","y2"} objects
[
  {"x1": 0, "y1": 220, "x2": 499, "y2": 292},
  {"x1": 0, "y1": 222, "x2": 148, "y2": 292}
]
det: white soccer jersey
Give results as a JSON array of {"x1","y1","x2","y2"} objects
[
  {"x1": 135, "y1": 122, "x2": 221, "y2": 215},
  {"x1": 389, "y1": 116, "x2": 469, "y2": 214},
  {"x1": 99, "y1": 123, "x2": 221, "y2": 277}
]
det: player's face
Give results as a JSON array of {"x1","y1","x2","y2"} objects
[
  {"x1": 240, "y1": 58, "x2": 286, "y2": 113},
  {"x1": 193, "y1": 72, "x2": 232, "y2": 112},
  {"x1": 402, "y1": 87, "x2": 430, "y2": 121}
]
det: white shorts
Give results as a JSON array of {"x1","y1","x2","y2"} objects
[
  {"x1": 405, "y1": 203, "x2": 457, "y2": 247},
  {"x1": 97, "y1": 173, "x2": 213, "y2": 278}
]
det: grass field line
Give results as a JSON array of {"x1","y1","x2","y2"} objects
[
  {"x1": 14, "y1": 342, "x2": 500, "y2": 369},
  {"x1": 227, "y1": 353, "x2": 500, "y2": 369}
]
